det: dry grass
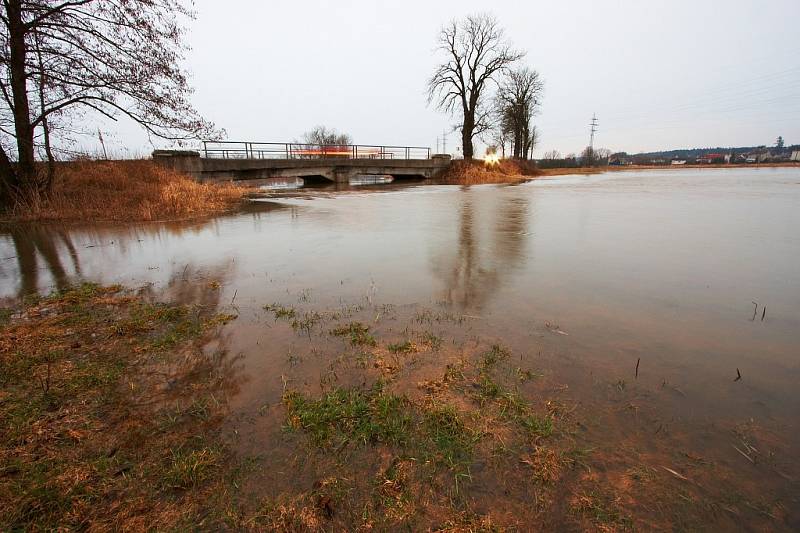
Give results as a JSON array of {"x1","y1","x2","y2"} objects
[
  {"x1": 8, "y1": 159, "x2": 245, "y2": 222},
  {"x1": 436, "y1": 159, "x2": 541, "y2": 185}
]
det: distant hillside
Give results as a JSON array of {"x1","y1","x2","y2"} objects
[{"x1": 632, "y1": 145, "x2": 799, "y2": 159}]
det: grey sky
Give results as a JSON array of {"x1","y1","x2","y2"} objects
[{"x1": 105, "y1": 0, "x2": 800, "y2": 157}]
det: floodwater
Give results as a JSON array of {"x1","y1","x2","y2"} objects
[{"x1": 2, "y1": 167, "x2": 799, "y2": 528}]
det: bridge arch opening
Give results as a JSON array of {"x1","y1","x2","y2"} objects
[{"x1": 299, "y1": 175, "x2": 335, "y2": 186}]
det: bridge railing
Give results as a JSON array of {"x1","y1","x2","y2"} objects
[{"x1": 201, "y1": 141, "x2": 431, "y2": 160}]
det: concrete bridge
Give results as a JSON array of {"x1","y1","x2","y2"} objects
[{"x1": 153, "y1": 141, "x2": 451, "y2": 184}]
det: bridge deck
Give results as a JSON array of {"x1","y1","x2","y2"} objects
[{"x1": 153, "y1": 145, "x2": 451, "y2": 183}]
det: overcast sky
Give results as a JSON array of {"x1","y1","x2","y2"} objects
[{"x1": 103, "y1": 0, "x2": 800, "y2": 158}]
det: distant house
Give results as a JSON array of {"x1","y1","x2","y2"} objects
[
  {"x1": 671, "y1": 159, "x2": 687, "y2": 165},
  {"x1": 791, "y1": 150, "x2": 800, "y2": 162},
  {"x1": 697, "y1": 153, "x2": 726, "y2": 164},
  {"x1": 609, "y1": 152, "x2": 632, "y2": 166}
]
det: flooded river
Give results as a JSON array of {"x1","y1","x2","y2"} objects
[{"x1": 2, "y1": 167, "x2": 799, "y2": 529}]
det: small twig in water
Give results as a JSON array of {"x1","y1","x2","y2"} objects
[
  {"x1": 662, "y1": 466, "x2": 689, "y2": 481},
  {"x1": 733, "y1": 444, "x2": 755, "y2": 464},
  {"x1": 761, "y1": 306, "x2": 766, "y2": 321},
  {"x1": 751, "y1": 301, "x2": 758, "y2": 321},
  {"x1": 635, "y1": 357, "x2": 640, "y2": 379},
  {"x1": 734, "y1": 368, "x2": 742, "y2": 382},
  {"x1": 231, "y1": 289, "x2": 237, "y2": 304}
]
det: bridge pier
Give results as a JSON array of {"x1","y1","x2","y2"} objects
[{"x1": 152, "y1": 150, "x2": 452, "y2": 184}]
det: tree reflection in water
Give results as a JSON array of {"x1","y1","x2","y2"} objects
[
  {"x1": 431, "y1": 188, "x2": 530, "y2": 310},
  {"x1": 7, "y1": 226, "x2": 81, "y2": 297}
]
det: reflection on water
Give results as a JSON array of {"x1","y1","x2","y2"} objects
[
  {"x1": 349, "y1": 174, "x2": 393, "y2": 186},
  {"x1": 5, "y1": 226, "x2": 81, "y2": 297},
  {"x1": 430, "y1": 190, "x2": 529, "y2": 308},
  {"x1": 258, "y1": 177, "x2": 304, "y2": 190}
]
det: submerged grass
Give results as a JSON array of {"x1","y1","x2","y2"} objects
[
  {"x1": 329, "y1": 321, "x2": 377, "y2": 347},
  {"x1": 264, "y1": 303, "x2": 297, "y2": 320},
  {"x1": 0, "y1": 283, "x2": 237, "y2": 531},
  {"x1": 283, "y1": 384, "x2": 412, "y2": 447},
  {"x1": 283, "y1": 384, "x2": 479, "y2": 477},
  {"x1": 472, "y1": 345, "x2": 553, "y2": 440},
  {"x1": 572, "y1": 488, "x2": 634, "y2": 531},
  {"x1": 387, "y1": 340, "x2": 415, "y2": 354}
]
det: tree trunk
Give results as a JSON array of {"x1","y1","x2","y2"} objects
[
  {"x1": 7, "y1": 0, "x2": 37, "y2": 197},
  {"x1": 522, "y1": 124, "x2": 529, "y2": 161},
  {"x1": 462, "y1": 113, "x2": 474, "y2": 159},
  {"x1": 35, "y1": 30, "x2": 56, "y2": 191},
  {"x1": 0, "y1": 145, "x2": 18, "y2": 206}
]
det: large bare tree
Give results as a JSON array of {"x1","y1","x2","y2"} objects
[
  {"x1": 494, "y1": 67, "x2": 543, "y2": 160},
  {"x1": 0, "y1": 0, "x2": 218, "y2": 207},
  {"x1": 427, "y1": 14, "x2": 523, "y2": 160}
]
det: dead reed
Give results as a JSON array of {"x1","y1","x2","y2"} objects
[
  {"x1": 435, "y1": 159, "x2": 541, "y2": 184},
  {"x1": 8, "y1": 159, "x2": 245, "y2": 223}
]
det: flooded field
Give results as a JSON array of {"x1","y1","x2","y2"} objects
[{"x1": 2, "y1": 167, "x2": 799, "y2": 530}]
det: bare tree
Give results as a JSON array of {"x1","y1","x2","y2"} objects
[
  {"x1": 302, "y1": 126, "x2": 352, "y2": 146},
  {"x1": 427, "y1": 14, "x2": 523, "y2": 160},
  {"x1": 543, "y1": 149, "x2": 561, "y2": 160},
  {"x1": 494, "y1": 67, "x2": 543, "y2": 160},
  {"x1": 489, "y1": 126, "x2": 509, "y2": 158},
  {"x1": 594, "y1": 148, "x2": 611, "y2": 165},
  {"x1": 527, "y1": 125, "x2": 539, "y2": 159},
  {"x1": 581, "y1": 146, "x2": 595, "y2": 167},
  {"x1": 0, "y1": 0, "x2": 219, "y2": 207}
]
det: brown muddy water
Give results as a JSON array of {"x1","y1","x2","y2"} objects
[{"x1": 2, "y1": 167, "x2": 800, "y2": 529}]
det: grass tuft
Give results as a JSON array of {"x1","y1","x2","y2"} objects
[
  {"x1": 330, "y1": 322, "x2": 377, "y2": 347},
  {"x1": 165, "y1": 446, "x2": 221, "y2": 490},
  {"x1": 264, "y1": 303, "x2": 296, "y2": 320},
  {"x1": 283, "y1": 384, "x2": 411, "y2": 447},
  {"x1": 387, "y1": 340, "x2": 415, "y2": 354}
]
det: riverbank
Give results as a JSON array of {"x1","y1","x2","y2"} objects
[
  {"x1": 435, "y1": 159, "x2": 540, "y2": 184},
  {"x1": 435, "y1": 159, "x2": 800, "y2": 184},
  {"x1": 4, "y1": 160, "x2": 246, "y2": 224}
]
